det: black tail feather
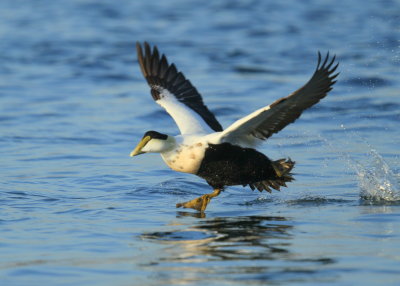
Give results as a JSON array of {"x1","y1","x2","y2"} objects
[{"x1": 248, "y1": 158, "x2": 295, "y2": 193}]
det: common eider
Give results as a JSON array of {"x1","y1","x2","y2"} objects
[{"x1": 130, "y1": 42, "x2": 339, "y2": 212}]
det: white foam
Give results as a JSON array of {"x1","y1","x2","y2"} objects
[
  {"x1": 355, "y1": 149, "x2": 400, "y2": 202},
  {"x1": 318, "y1": 130, "x2": 400, "y2": 202}
]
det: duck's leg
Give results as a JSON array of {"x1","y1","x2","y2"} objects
[{"x1": 176, "y1": 189, "x2": 222, "y2": 212}]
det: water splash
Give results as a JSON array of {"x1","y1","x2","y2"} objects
[
  {"x1": 353, "y1": 149, "x2": 400, "y2": 202},
  {"x1": 318, "y1": 130, "x2": 400, "y2": 202}
]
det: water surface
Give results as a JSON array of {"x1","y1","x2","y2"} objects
[{"x1": 1, "y1": 0, "x2": 400, "y2": 285}]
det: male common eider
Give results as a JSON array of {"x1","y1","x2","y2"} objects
[{"x1": 131, "y1": 42, "x2": 339, "y2": 212}]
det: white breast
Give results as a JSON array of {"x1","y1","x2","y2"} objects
[
  {"x1": 161, "y1": 136, "x2": 214, "y2": 174},
  {"x1": 160, "y1": 133, "x2": 222, "y2": 174},
  {"x1": 161, "y1": 141, "x2": 207, "y2": 174}
]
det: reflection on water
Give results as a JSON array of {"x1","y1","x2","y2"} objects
[{"x1": 142, "y1": 215, "x2": 335, "y2": 285}]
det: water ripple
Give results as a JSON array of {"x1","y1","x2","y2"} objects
[{"x1": 1, "y1": 0, "x2": 399, "y2": 285}]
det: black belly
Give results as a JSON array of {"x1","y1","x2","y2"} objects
[{"x1": 196, "y1": 143, "x2": 277, "y2": 189}]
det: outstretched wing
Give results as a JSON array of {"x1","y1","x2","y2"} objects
[
  {"x1": 220, "y1": 52, "x2": 339, "y2": 147},
  {"x1": 136, "y1": 42, "x2": 223, "y2": 135}
]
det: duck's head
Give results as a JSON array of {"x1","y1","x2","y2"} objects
[{"x1": 130, "y1": 131, "x2": 176, "y2": 156}]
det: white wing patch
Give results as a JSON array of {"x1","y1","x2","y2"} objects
[
  {"x1": 219, "y1": 105, "x2": 271, "y2": 147},
  {"x1": 156, "y1": 88, "x2": 215, "y2": 135}
]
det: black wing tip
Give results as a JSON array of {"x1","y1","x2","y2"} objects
[
  {"x1": 316, "y1": 51, "x2": 339, "y2": 71},
  {"x1": 315, "y1": 51, "x2": 340, "y2": 87},
  {"x1": 136, "y1": 42, "x2": 164, "y2": 85},
  {"x1": 136, "y1": 41, "x2": 152, "y2": 60},
  {"x1": 136, "y1": 42, "x2": 197, "y2": 97},
  {"x1": 136, "y1": 41, "x2": 160, "y2": 56}
]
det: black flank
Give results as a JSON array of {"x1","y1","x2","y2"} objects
[{"x1": 197, "y1": 143, "x2": 277, "y2": 189}]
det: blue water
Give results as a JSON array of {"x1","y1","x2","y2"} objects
[{"x1": 1, "y1": 0, "x2": 400, "y2": 285}]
